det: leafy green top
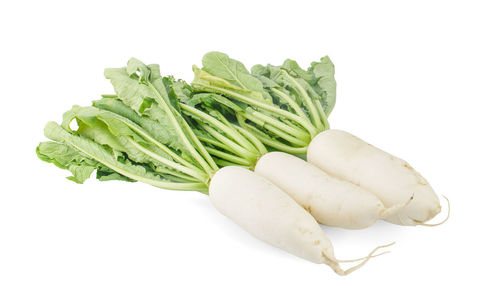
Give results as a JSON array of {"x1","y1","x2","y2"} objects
[
  {"x1": 38, "y1": 59, "x2": 223, "y2": 193},
  {"x1": 191, "y1": 52, "x2": 337, "y2": 154}
]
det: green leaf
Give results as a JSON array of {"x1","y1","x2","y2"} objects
[
  {"x1": 190, "y1": 93, "x2": 245, "y2": 114},
  {"x1": 42, "y1": 122, "x2": 207, "y2": 191},
  {"x1": 96, "y1": 167, "x2": 134, "y2": 182},
  {"x1": 104, "y1": 67, "x2": 153, "y2": 114},
  {"x1": 61, "y1": 105, "x2": 208, "y2": 182},
  {"x1": 104, "y1": 60, "x2": 195, "y2": 157},
  {"x1": 36, "y1": 141, "x2": 104, "y2": 184},
  {"x1": 252, "y1": 56, "x2": 337, "y2": 117},
  {"x1": 251, "y1": 65, "x2": 307, "y2": 115},
  {"x1": 106, "y1": 59, "x2": 217, "y2": 174},
  {"x1": 195, "y1": 52, "x2": 272, "y2": 104},
  {"x1": 309, "y1": 56, "x2": 337, "y2": 116},
  {"x1": 192, "y1": 53, "x2": 321, "y2": 152},
  {"x1": 192, "y1": 66, "x2": 249, "y2": 93},
  {"x1": 164, "y1": 76, "x2": 191, "y2": 107},
  {"x1": 202, "y1": 52, "x2": 267, "y2": 95},
  {"x1": 93, "y1": 98, "x2": 180, "y2": 149},
  {"x1": 282, "y1": 59, "x2": 314, "y2": 82}
]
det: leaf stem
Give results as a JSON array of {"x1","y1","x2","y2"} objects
[
  {"x1": 270, "y1": 88, "x2": 308, "y2": 121},
  {"x1": 241, "y1": 112, "x2": 309, "y2": 147},
  {"x1": 127, "y1": 138, "x2": 209, "y2": 183},
  {"x1": 101, "y1": 110, "x2": 199, "y2": 171},
  {"x1": 180, "y1": 103, "x2": 257, "y2": 154},
  {"x1": 247, "y1": 109, "x2": 310, "y2": 141},
  {"x1": 67, "y1": 134, "x2": 207, "y2": 191},
  {"x1": 193, "y1": 82, "x2": 318, "y2": 137},
  {"x1": 149, "y1": 83, "x2": 216, "y2": 174},
  {"x1": 201, "y1": 124, "x2": 256, "y2": 161},
  {"x1": 204, "y1": 147, "x2": 252, "y2": 166},
  {"x1": 180, "y1": 118, "x2": 219, "y2": 172},
  {"x1": 314, "y1": 98, "x2": 330, "y2": 130},
  {"x1": 237, "y1": 118, "x2": 308, "y2": 154},
  {"x1": 282, "y1": 71, "x2": 322, "y2": 130},
  {"x1": 233, "y1": 125, "x2": 268, "y2": 155}
]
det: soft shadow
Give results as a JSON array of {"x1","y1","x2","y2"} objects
[
  {"x1": 186, "y1": 195, "x2": 303, "y2": 261},
  {"x1": 187, "y1": 195, "x2": 412, "y2": 263},
  {"x1": 321, "y1": 220, "x2": 409, "y2": 243}
]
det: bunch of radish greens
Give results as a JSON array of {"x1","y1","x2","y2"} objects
[{"x1": 37, "y1": 52, "x2": 447, "y2": 275}]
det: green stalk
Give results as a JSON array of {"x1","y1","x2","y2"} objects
[
  {"x1": 270, "y1": 88, "x2": 309, "y2": 121},
  {"x1": 127, "y1": 138, "x2": 209, "y2": 183},
  {"x1": 68, "y1": 136, "x2": 207, "y2": 192},
  {"x1": 314, "y1": 98, "x2": 330, "y2": 130},
  {"x1": 180, "y1": 118, "x2": 219, "y2": 172},
  {"x1": 247, "y1": 131, "x2": 308, "y2": 154},
  {"x1": 204, "y1": 147, "x2": 252, "y2": 166},
  {"x1": 192, "y1": 83, "x2": 318, "y2": 137},
  {"x1": 202, "y1": 124, "x2": 256, "y2": 161},
  {"x1": 149, "y1": 83, "x2": 215, "y2": 174},
  {"x1": 213, "y1": 158, "x2": 251, "y2": 170},
  {"x1": 155, "y1": 171, "x2": 200, "y2": 183},
  {"x1": 233, "y1": 125, "x2": 268, "y2": 155},
  {"x1": 102, "y1": 110, "x2": 200, "y2": 171},
  {"x1": 248, "y1": 109, "x2": 311, "y2": 141},
  {"x1": 156, "y1": 168, "x2": 201, "y2": 183},
  {"x1": 241, "y1": 112, "x2": 309, "y2": 147},
  {"x1": 282, "y1": 71, "x2": 323, "y2": 130},
  {"x1": 210, "y1": 110, "x2": 259, "y2": 154},
  {"x1": 180, "y1": 103, "x2": 257, "y2": 154},
  {"x1": 196, "y1": 134, "x2": 240, "y2": 154},
  {"x1": 238, "y1": 119, "x2": 308, "y2": 154}
]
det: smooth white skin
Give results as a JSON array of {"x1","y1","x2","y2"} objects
[
  {"x1": 255, "y1": 152, "x2": 385, "y2": 229},
  {"x1": 209, "y1": 166, "x2": 347, "y2": 274},
  {"x1": 307, "y1": 129, "x2": 441, "y2": 226}
]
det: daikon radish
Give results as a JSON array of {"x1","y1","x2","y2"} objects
[
  {"x1": 308, "y1": 129, "x2": 442, "y2": 226},
  {"x1": 255, "y1": 152, "x2": 406, "y2": 229},
  {"x1": 209, "y1": 166, "x2": 391, "y2": 275}
]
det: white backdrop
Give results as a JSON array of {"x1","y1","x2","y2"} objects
[{"x1": 1, "y1": 0, "x2": 499, "y2": 303}]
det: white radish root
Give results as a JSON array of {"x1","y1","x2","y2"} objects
[
  {"x1": 209, "y1": 166, "x2": 391, "y2": 275},
  {"x1": 255, "y1": 152, "x2": 390, "y2": 229},
  {"x1": 308, "y1": 129, "x2": 442, "y2": 226}
]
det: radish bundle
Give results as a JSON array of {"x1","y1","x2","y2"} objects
[
  {"x1": 254, "y1": 152, "x2": 408, "y2": 229},
  {"x1": 167, "y1": 67, "x2": 400, "y2": 229},
  {"x1": 308, "y1": 130, "x2": 444, "y2": 225},
  {"x1": 189, "y1": 52, "x2": 446, "y2": 226},
  {"x1": 37, "y1": 53, "x2": 447, "y2": 276},
  {"x1": 37, "y1": 58, "x2": 389, "y2": 275},
  {"x1": 210, "y1": 166, "x2": 392, "y2": 275}
]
